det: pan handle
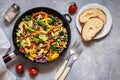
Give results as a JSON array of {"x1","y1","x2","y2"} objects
[
  {"x1": 3, "y1": 51, "x2": 17, "y2": 63},
  {"x1": 63, "y1": 14, "x2": 72, "y2": 23}
]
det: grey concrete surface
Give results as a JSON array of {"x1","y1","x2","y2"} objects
[{"x1": 0, "y1": 0, "x2": 120, "y2": 80}]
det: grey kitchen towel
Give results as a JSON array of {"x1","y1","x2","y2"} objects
[{"x1": 0, "y1": 28, "x2": 16, "y2": 80}]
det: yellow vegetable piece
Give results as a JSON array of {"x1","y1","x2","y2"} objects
[
  {"x1": 45, "y1": 18, "x2": 62, "y2": 29},
  {"x1": 45, "y1": 18, "x2": 52, "y2": 28},
  {"x1": 48, "y1": 53, "x2": 59, "y2": 62},
  {"x1": 21, "y1": 22, "x2": 35, "y2": 31},
  {"x1": 30, "y1": 53, "x2": 37, "y2": 58},
  {"x1": 24, "y1": 48, "x2": 36, "y2": 53},
  {"x1": 25, "y1": 48, "x2": 37, "y2": 58},
  {"x1": 52, "y1": 53, "x2": 59, "y2": 60}
]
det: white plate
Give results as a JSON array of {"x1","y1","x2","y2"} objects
[{"x1": 76, "y1": 3, "x2": 112, "y2": 39}]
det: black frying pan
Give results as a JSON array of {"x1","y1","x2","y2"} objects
[{"x1": 3, "y1": 7, "x2": 71, "y2": 63}]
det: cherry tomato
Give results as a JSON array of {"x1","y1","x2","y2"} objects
[
  {"x1": 19, "y1": 48, "x2": 25, "y2": 53},
  {"x1": 68, "y1": 2, "x2": 77, "y2": 14},
  {"x1": 29, "y1": 67, "x2": 39, "y2": 76},
  {"x1": 16, "y1": 64, "x2": 24, "y2": 74}
]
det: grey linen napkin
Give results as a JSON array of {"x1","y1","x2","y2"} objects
[{"x1": 0, "y1": 28, "x2": 16, "y2": 80}]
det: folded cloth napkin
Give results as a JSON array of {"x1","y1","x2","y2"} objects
[{"x1": 0, "y1": 28, "x2": 16, "y2": 80}]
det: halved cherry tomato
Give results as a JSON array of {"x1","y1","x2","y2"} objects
[
  {"x1": 16, "y1": 64, "x2": 24, "y2": 74},
  {"x1": 29, "y1": 67, "x2": 39, "y2": 76}
]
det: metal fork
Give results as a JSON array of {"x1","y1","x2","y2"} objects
[
  {"x1": 54, "y1": 40, "x2": 80, "y2": 80},
  {"x1": 58, "y1": 47, "x2": 83, "y2": 80}
]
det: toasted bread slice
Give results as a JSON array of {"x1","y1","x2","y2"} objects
[
  {"x1": 79, "y1": 8, "x2": 106, "y2": 24},
  {"x1": 81, "y1": 18, "x2": 104, "y2": 41}
]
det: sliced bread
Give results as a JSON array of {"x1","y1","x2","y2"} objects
[
  {"x1": 81, "y1": 18, "x2": 104, "y2": 41},
  {"x1": 79, "y1": 8, "x2": 106, "y2": 24}
]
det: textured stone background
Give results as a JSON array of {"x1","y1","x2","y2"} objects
[{"x1": 0, "y1": 0, "x2": 120, "y2": 80}]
